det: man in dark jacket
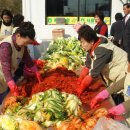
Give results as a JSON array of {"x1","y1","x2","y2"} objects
[
  {"x1": 121, "y1": 3, "x2": 130, "y2": 62},
  {"x1": 110, "y1": 13, "x2": 123, "y2": 47}
]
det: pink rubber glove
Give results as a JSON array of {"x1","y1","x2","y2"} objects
[
  {"x1": 76, "y1": 75, "x2": 93, "y2": 95},
  {"x1": 24, "y1": 66, "x2": 34, "y2": 77},
  {"x1": 90, "y1": 89, "x2": 109, "y2": 108},
  {"x1": 108, "y1": 104, "x2": 126, "y2": 115},
  {"x1": 78, "y1": 67, "x2": 89, "y2": 83},
  {"x1": 73, "y1": 22, "x2": 83, "y2": 32},
  {"x1": 29, "y1": 65, "x2": 38, "y2": 73},
  {"x1": 7, "y1": 80, "x2": 19, "y2": 96},
  {"x1": 24, "y1": 65, "x2": 38, "y2": 76}
]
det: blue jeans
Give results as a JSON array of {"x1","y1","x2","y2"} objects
[{"x1": 0, "y1": 88, "x2": 9, "y2": 104}]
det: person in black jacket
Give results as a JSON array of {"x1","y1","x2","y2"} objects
[
  {"x1": 12, "y1": 14, "x2": 24, "y2": 33},
  {"x1": 120, "y1": 3, "x2": 130, "y2": 63},
  {"x1": 110, "y1": 13, "x2": 123, "y2": 47}
]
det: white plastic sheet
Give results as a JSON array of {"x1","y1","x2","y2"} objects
[{"x1": 93, "y1": 117, "x2": 130, "y2": 130}]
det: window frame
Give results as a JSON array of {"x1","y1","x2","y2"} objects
[{"x1": 45, "y1": 0, "x2": 112, "y2": 25}]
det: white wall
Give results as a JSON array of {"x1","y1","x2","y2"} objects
[
  {"x1": 111, "y1": 0, "x2": 126, "y2": 24},
  {"x1": 22, "y1": 0, "x2": 46, "y2": 39},
  {"x1": 22, "y1": 0, "x2": 45, "y2": 25},
  {"x1": 22, "y1": 0, "x2": 46, "y2": 58},
  {"x1": 22, "y1": 0, "x2": 126, "y2": 40}
]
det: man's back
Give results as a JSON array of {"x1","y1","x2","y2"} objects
[
  {"x1": 110, "y1": 20, "x2": 124, "y2": 42},
  {"x1": 121, "y1": 15, "x2": 130, "y2": 52}
]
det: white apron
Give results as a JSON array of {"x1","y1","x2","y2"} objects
[
  {"x1": 0, "y1": 21, "x2": 13, "y2": 40},
  {"x1": 0, "y1": 35, "x2": 24, "y2": 94},
  {"x1": 123, "y1": 72, "x2": 130, "y2": 126}
]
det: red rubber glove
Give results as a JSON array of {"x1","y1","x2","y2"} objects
[
  {"x1": 90, "y1": 89, "x2": 109, "y2": 108},
  {"x1": 78, "y1": 67, "x2": 89, "y2": 83},
  {"x1": 36, "y1": 71, "x2": 42, "y2": 83},
  {"x1": 76, "y1": 75, "x2": 93, "y2": 95},
  {"x1": 108, "y1": 104, "x2": 126, "y2": 116},
  {"x1": 7, "y1": 80, "x2": 19, "y2": 96},
  {"x1": 33, "y1": 59, "x2": 44, "y2": 68}
]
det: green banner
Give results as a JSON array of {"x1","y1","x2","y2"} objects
[
  {"x1": 80, "y1": 17, "x2": 110, "y2": 25},
  {"x1": 47, "y1": 17, "x2": 78, "y2": 25},
  {"x1": 47, "y1": 17, "x2": 110, "y2": 25}
]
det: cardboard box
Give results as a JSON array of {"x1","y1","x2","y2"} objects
[{"x1": 52, "y1": 28, "x2": 65, "y2": 40}]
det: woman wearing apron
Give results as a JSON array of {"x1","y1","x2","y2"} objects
[{"x1": 0, "y1": 22, "x2": 41, "y2": 104}]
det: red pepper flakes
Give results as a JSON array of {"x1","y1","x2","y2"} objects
[{"x1": 20, "y1": 67, "x2": 105, "y2": 104}]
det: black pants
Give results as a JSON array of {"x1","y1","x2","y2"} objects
[
  {"x1": 0, "y1": 62, "x2": 24, "y2": 104},
  {"x1": 111, "y1": 93, "x2": 124, "y2": 105},
  {"x1": 0, "y1": 88, "x2": 9, "y2": 104},
  {"x1": 13, "y1": 62, "x2": 24, "y2": 82}
]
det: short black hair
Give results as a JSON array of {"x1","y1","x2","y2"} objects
[
  {"x1": 123, "y1": 3, "x2": 130, "y2": 8},
  {"x1": 13, "y1": 14, "x2": 24, "y2": 27},
  {"x1": 95, "y1": 11, "x2": 105, "y2": 21},
  {"x1": 115, "y1": 13, "x2": 123, "y2": 21},
  {"x1": 15, "y1": 21, "x2": 35, "y2": 40},
  {"x1": 78, "y1": 25, "x2": 98, "y2": 43},
  {"x1": 1, "y1": 9, "x2": 13, "y2": 19}
]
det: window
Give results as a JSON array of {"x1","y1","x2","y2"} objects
[
  {"x1": 46, "y1": 0, "x2": 111, "y2": 25},
  {"x1": 64, "y1": 0, "x2": 68, "y2": 6}
]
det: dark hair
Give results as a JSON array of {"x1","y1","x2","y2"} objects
[
  {"x1": 78, "y1": 25, "x2": 98, "y2": 43},
  {"x1": 123, "y1": 3, "x2": 130, "y2": 8},
  {"x1": 15, "y1": 22, "x2": 35, "y2": 40},
  {"x1": 95, "y1": 11, "x2": 105, "y2": 21},
  {"x1": 13, "y1": 14, "x2": 24, "y2": 27},
  {"x1": 1, "y1": 9, "x2": 13, "y2": 19},
  {"x1": 115, "y1": 13, "x2": 123, "y2": 21}
]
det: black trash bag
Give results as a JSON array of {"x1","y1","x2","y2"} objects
[{"x1": 111, "y1": 92, "x2": 124, "y2": 105}]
